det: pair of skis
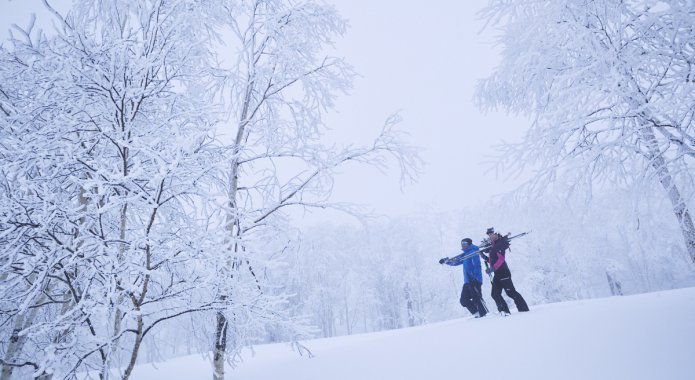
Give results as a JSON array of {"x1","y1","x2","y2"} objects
[{"x1": 440, "y1": 231, "x2": 531, "y2": 264}]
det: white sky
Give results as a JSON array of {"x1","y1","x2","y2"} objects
[
  {"x1": 0, "y1": 0, "x2": 529, "y2": 223},
  {"x1": 321, "y1": 1, "x2": 527, "y2": 221}
]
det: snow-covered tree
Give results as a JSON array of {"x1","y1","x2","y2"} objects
[
  {"x1": 204, "y1": 1, "x2": 421, "y2": 378},
  {"x1": 1, "y1": 1, "x2": 421, "y2": 378},
  {"x1": 280, "y1": 213, "x2": 465, "y2": 339},
  {"x1": 476, "y1": 0, "x2": 695, "y2": 265},
  {"x1": 0, "y1": 1, "x2": 220, "y2": 378}
]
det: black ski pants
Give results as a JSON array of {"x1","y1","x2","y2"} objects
[
  {"x1": 460, "y1": 281, "x2": 487, "y2": 317},
  {"x1": 490, "y1": 276, "x2": 529, "y2": 313}
]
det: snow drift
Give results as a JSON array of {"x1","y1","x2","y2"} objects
[{"x1": 127, "y1": 286, "x2": 695, "y2": 380}]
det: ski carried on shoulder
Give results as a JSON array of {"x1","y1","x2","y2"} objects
[{"x1": 447, "y1": 231, "x2": 531, "y2": 263}]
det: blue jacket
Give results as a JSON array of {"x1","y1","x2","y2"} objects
[{"x1": 445, "y1": 244, "x2": 483, "y2": 284}]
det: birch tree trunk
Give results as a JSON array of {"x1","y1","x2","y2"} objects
[
  {"x1": 212, "y1": 310, "x2": 229, "y2": 380},
  {"x1": 1, "y1": 304, "x2": 40, "y2": 380},
  {"x1": 641, "y1": 126, "x2": 695, "y2": 264},
  {"x1": 213, "y1": 84, "x2": 247, "y2": 380}
]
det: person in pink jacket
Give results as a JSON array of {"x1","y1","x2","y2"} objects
[{"x1": 480, "y1": 227, "x2": 529, "y2": 315}]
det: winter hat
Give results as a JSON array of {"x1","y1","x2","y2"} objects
[{"x1": 486, "y1": 227, "x2": 495, "y2": 235}]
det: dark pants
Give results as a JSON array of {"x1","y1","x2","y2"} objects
[
  {"x1": 460, "y1": 281, "x2": 487, "y2": 317},
  {"x1": 491, "y1": 276, "x2": 529, "y2": 313}
]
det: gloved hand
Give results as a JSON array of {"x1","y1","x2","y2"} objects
[
  {"x1": 439, "y1": 258, "x2": 448, "y2": 265},
  {"x1": 485, "y1": 267, "x2": 494, "y2": 274}
]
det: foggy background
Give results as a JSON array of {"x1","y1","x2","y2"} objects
[{"x1": 0, "y1": 0, "x2": 527, "y2": 225}]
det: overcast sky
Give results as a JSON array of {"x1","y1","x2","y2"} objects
[
  {"x1": 0, "y1": 0, "x2": 528, "y2": 223},
  {"x1": 323, "y1": 1, "x2": 527, "y2": 218}
]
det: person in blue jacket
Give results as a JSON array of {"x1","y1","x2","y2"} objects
[{"x1": 439, "y1": 238, "x2": 488, "y2": 318}]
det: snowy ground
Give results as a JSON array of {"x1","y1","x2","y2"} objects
[{"x1": 129, "y1": 287, "x2": 695, "y2": 380}]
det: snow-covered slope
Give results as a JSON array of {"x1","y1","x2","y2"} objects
[{"x1": 130, "y1": 287, "x2": 695, "y2": 380}]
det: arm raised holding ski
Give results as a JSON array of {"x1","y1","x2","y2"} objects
[{"x1": 439, "y1": 238, "x2": 488, "y2": 318}]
